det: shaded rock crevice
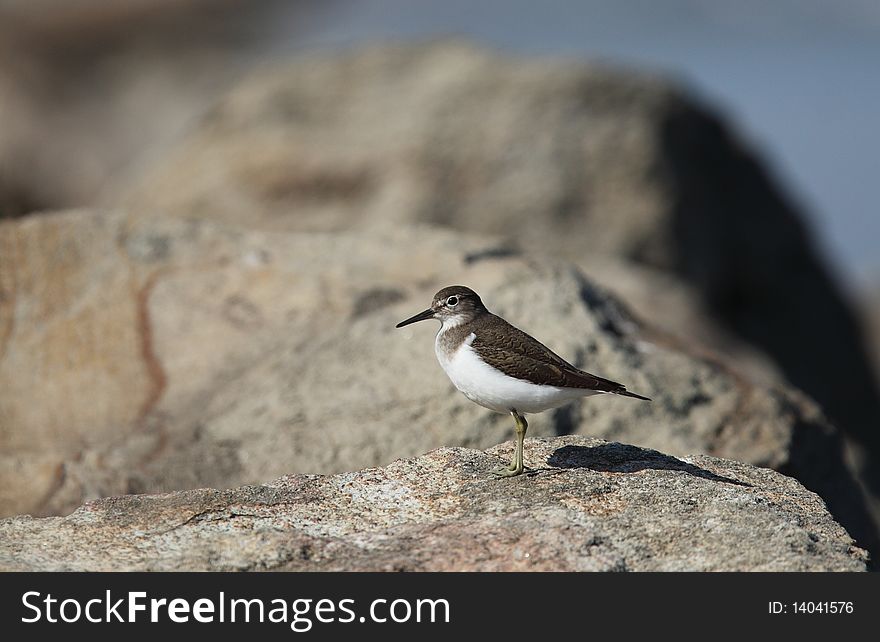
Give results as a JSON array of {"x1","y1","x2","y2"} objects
[
  {"x1": 134, "y1": 269, "x2": 168, "y2": 422},
  {"x1": 658, "y1": 99, "x2": 880, "y2": 507}
]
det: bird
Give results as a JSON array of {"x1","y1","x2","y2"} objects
[{"x1": 395, "y1": 285, "x2": 650, "y2": 477}]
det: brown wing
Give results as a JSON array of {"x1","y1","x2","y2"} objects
[{"x1": 471, "y1": 315, "x2": 631, "y2": 393}]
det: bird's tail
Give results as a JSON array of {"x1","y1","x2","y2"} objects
[{"x1": 592, "y1": 374, "x2": 651, "y2": 401}]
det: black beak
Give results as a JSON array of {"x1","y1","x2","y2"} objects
[{"x1": 395, "y1": 308, "x2": 435, "y2": 328}]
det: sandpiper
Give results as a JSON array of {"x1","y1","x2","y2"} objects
[{"x1": 396, "y1": 285, "x2": 650, "y2": 477}]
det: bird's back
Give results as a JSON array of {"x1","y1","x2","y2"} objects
[{"x1": 470, "y1": 313, "x2": 643, "y2": 397}]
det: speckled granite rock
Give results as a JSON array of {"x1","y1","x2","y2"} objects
[{"x1": 0, "y1": 436, "x2": 867, "y2": 571}]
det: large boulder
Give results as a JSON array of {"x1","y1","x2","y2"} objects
[
  {"x1": 110, "y1": 42, "x2": 880, "y2": 522},
  {"x1": 1, "y1": 208, "x2": 875, "y2": 558},
  {"x1": 0, "y1": 0, "x2": 313, "y2": 218},
  {"x1": 0, "y1": 436, "x2": 867, "y2": 572}
]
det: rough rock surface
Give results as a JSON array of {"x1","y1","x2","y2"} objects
[
  {"x1": 1, "y1": 208, "x2": 875, "y2": 559},
  {"x1": 0, "y1": 436, "x2": 867, "y2": 572},
  {"x1": 111, "y1": 41, "x2": 880, "y2": 525}
]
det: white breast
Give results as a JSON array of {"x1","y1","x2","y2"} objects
[{"x1": 434, "y1": 329, "x2": 597, "y2": 414}]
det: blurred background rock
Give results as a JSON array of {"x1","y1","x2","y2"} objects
[{"x1": 1, "y1": 0, "x2": 879, "y2": 561}]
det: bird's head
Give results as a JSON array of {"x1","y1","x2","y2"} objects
[{"x1": 395, "y1": 285, "x2": 487, "y2": 329}]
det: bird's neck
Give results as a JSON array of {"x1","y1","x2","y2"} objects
[
  {"x1": 438, "y1": 307, "x2": 490, "y2": 333},
  {"x1": 439, "y1": 315, "x2": 468, "y2": 332}
]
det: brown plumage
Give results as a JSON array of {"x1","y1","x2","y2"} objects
[{"x1": 469, "y1": 313, "x2": 650, "y2": 399}]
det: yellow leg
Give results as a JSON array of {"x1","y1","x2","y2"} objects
[{"x1": 491, "y1": 411, "x2": 527, "y2": 477}]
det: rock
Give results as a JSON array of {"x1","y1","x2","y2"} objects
[
  {"x1": 866, "y1": 285, "x2": 880, "y2": 379},
  {"x1": 110, "y1": 41, "x2": 880, "y2": 528},
  {"x1": 1, "y1": 207, "x2": 876, "y2": 559},
  {"x1": 0, "y1": 0, "x2": 314, "y2": 217},
  {"x1": 111, "y1": 41, "x2": 680, "y2": 248},
  {"x1": 0, "y1": 436, "x2": 867, "y2": 571}
]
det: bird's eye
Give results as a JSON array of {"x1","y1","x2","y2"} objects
[{"x1": 446, "y1": 296, "x2": 459, "y2": 307}]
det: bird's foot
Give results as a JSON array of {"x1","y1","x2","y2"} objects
[{"x1": 490, "y1": 463, "x2": 524, "y2": 478}]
